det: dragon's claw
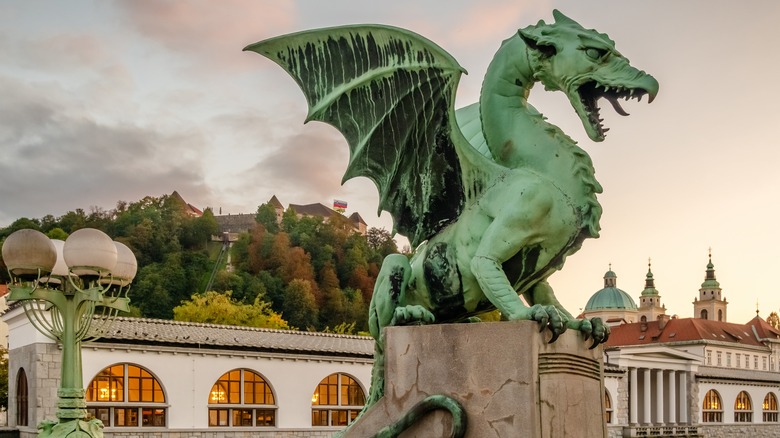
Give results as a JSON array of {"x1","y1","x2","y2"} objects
[
  {"x1": 569, "y1": 317, "x2": 610, "y2": 348},
  {"x1": 524, "y1": 304, "x2": 566, "y2": 341},
  {"x1": 391, "y1": 305, "x2": 435, "y2": 326}
]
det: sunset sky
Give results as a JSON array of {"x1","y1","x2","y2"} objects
[{"x1": 3, "y1": 1, "x2": 780, "y2": 323}]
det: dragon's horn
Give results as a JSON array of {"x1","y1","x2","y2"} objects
[{"x1": 552, "y1": 9, "x2": 578, "y2": 26}]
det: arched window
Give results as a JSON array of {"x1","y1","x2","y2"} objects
[
  {"x1": 763, "y1": 393, "x2": 778, "y2": 422},
  {"x1": 702, "y1": 389, "x2": 722, "y2": 422},
  {"x1": 718, "y1": 309, "x2": 723, "y2": 321},
  {"x1": 734, "y1": 391, "x2": 752, "y2": 422},
  {"x1": 311, "y1": 373, "x2": 365, "y2": 427},
  {"x1": 16, "y1": 369, "x2": 28, "y2": 427},
  {"x1": 701, "y1": 309, "x2": 708, "y2": 320},
  {"x1": 640, "y1": 315, "x2": 647, "y2": 323},
  {"x1": 208, "y1": 369, "x2": 276, "y2": 427},
  {"x1": 86, "y1": 364, "x2": 166, "y2": 427},
  {"x1": 604, "y1": 389, "x2": 613, "y2": 424}
]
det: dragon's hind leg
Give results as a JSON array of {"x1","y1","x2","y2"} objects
[{"x1": 366, "y1": 254, "x2": 434, "y2": 408}]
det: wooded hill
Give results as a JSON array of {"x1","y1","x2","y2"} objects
[{"x1": 0, "y1": 194, "x2": 399, "y2": 333}]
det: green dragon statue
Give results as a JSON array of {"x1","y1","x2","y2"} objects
[{"x1": 246, "y1": 9, "x2": 657, "y2": 433}]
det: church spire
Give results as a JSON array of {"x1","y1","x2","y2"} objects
[
  {"x1": 641, "y1": 258, "x2": 658, "y2": 295},
  {"x1": 701, "y1": 248, "x2": 720, "y2": 289}
]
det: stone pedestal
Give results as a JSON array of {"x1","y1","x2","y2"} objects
[{"x1": 345, "y1": 321, "x2": 606, "y2": 437}]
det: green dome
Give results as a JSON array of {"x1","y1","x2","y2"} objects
[
  {"x1": 584, "y1": 287, "x2": 638, "y2": 311},
  {"x1": 584, "y1": 268, "x2": 637, "y2": 311}
]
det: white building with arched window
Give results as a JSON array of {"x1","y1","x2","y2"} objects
[{"x1": 4, "y1": 305, "x2": 373, "y2": 438}]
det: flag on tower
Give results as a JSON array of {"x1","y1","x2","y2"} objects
[{"x1": 333, "y1": 199, "x2": 348, "y2": 211}]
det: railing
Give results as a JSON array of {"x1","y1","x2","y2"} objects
[{"x1": 623, "y1": 425, "x2": 702, "y2": 437}]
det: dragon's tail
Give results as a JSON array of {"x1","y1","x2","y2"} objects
[{"x1": 372, "y1": 395, "x2": 467, "y2": 438}]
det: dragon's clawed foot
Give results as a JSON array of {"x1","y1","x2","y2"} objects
[
  {"x1": 390, "y1": 305, "x2": 435, "y2": 326},
  {"x1": 523, "y1": 304, "x2": 567, "y2": 343},
  {"x1": 568, "y1": 317, "x2": 610, "y2": 349}
]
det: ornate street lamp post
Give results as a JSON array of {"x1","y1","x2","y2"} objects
[{"x1": 2, "y1": 228, "x2": 135, "y2": 438}]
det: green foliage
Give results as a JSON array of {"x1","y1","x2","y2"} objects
[
  {"x1": 174, "y1": 291, "x2": 289, "y2": 329},
  {"x1": 255, "y1": 203, "x2": 280, "y2": 233},
  {"x1": 282, "y1": 279, "x2": 319, "y2": 330},
  {"x1": 0, "y1": 193, "x2": 396, "y2": 332}
]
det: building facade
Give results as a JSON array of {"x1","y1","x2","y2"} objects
[
  {"x1": 585, "y1": 256, "x2": 780, "y2": 438},
  {"x1": 4, "y1": 307, "x2": 373, "y2": 438}
]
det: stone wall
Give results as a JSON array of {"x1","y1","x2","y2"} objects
[
  {"x1": 8, "y1": 343, "x2": 61, "y2": 433},
  {"x1": 214, "y1": 214, "x2": 256, "y2": 234},
  {"x1": 699, "y1": 424, "x2": 780, "y2": 437}
]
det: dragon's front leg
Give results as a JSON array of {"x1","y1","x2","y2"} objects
[{"x1": 471, "y1": 255, "x2": 567, "y2": 340}]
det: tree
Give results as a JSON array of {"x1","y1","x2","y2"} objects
[
  {"x1": 173, "y1": 291, "x2": 289, "y2": 329},
  {"x1": 768, "y1": 312, "x2": 780, "y2": 330},
  {"x1": 282, "y1": 279, "x2": 319, "y2": 330},
  {"x1": 255, "y1": 203, "x2": 280, "y2": 233},
  {"x1": 366, "y1": 227, "x2": 398, "y2": 261}
]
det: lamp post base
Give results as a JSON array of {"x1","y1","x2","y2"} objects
[
  {"x1": 37, "y1": 388, "x2": 104, "y2": 438},
  {"x1": 38, "y1": 418, "x2": 104, "y2": 438}
]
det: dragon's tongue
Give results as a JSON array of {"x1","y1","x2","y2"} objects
[{"x1": 605, "y1": 95, "x2": 630, "y2": 116}]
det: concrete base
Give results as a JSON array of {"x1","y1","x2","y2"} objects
[{"x1": 344, "y1": 321, "x2": 606, "y2": 437}]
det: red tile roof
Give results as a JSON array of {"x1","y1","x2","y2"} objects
[{"x1": 606, "y1": 317, "x2": 770, "y2": 348}]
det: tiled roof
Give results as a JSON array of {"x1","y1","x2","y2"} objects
[
  {"x1": 696, "y1": 365, "x2": 780, "y2": 384},
  {"x1": 289, "y1": 203, "x2": 337, "y2": 218},
  {"x1": 92, "y1": 317, "x2": 374, "y2": 358},
  {"x1": 606, "y1": 317, "x2": 768, "y2": 348},
  {"x1": 268, "y1": 195, "x2": 284, "y2": 209},
  {"x1": 349, "y1": 212, "x2": 367, "y2": 225},
  {"x1": 747, "y1": 315, "x2": 780, "y2": 340}
]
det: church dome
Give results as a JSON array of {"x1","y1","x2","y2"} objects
[{"x1": 584, "y1": 268, "x2": 638, "y2": 311}]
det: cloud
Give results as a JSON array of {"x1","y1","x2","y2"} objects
[
  {"x1": 0, "y1": 74, "x2": 212, "y2": 226},
  {"x1": 233, "y1": 123, "x2": 349, "y2": 205},
  {"x1": 117, "y1": 1, "x2": 298, "y2": 72}
]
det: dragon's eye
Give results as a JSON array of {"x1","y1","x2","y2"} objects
[{"x1": 585, "y1": 48, "x2": 608, "y2": 60}]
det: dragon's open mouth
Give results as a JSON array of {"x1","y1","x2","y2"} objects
[{"x1": 577, "y1": 81, "x2": 654, "y2": 140}]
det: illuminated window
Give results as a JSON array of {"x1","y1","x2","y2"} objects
[
  {"x1": 86, "y1": 364, "x2": 166, "y2": 427},
  {"x1": 763, "y1": 393, "x2": 778, "y2": 422},
  {"x1": 311, "y1": 373, "x2": 365, "y2": 427},
  {"x1": 604, "y1": 389, "x2": 613, "y2": 424},
  {"x1": 16, "y1": 369, "x2": 28, "y2": 427},
  {"x1": 734, "y1": 391, "x2": 752, "y2": 422},
  {"x1": 208, "y1": 369, "x2": 276, "y2": 427},
  {"x1": 702, "y1": 389, "x2": 722, "y2": 422}
]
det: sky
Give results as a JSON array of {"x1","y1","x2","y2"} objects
[{"x1": 2, "y1": 0, "x2": 780, "y2": 324}]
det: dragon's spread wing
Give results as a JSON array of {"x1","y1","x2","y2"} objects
[{"x1": 245, "y1": 25, "x2": 470, "y2": 247}]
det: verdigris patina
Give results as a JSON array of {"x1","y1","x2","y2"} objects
[{"x1": 246, "y1": 9, "x2": 657, "y2": 435}]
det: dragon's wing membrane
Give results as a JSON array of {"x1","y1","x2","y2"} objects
[{"x1": 245, "y1": 25, "x2": 468, "y2": 247}]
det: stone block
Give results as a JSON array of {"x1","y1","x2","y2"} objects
[{"x1": 344, "y1": 321, "x2": 606, "y2": 437}]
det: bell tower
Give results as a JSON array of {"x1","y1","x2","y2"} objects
[
  {"x1": 693, "y1": 249, "x2": 728, "y2": 321},
  {"x1": 638, "y1": 259, "x2": 666, "y2": 322}
]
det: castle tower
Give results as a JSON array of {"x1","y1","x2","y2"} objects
[
  {"x1": 637, "y1": 259, "x2": 666, "y2": 322},
  {"x1": 693, "y1": 250, "x2": 728, "y2": 321}
]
